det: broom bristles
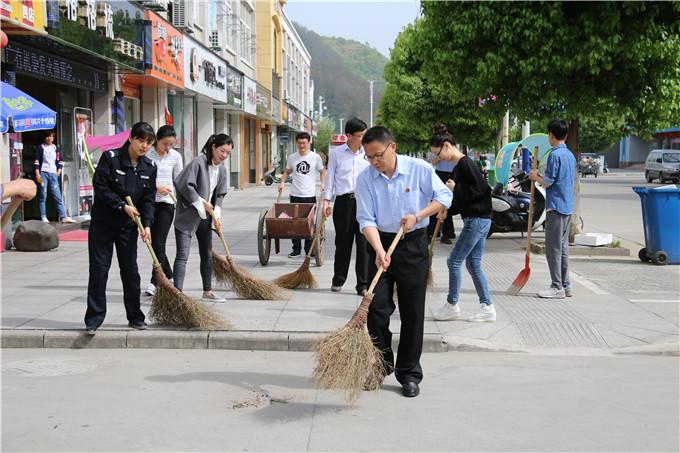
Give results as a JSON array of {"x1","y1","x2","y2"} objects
[
  {"x1": 212, "y1": 251, "x2": 286, "y2": 300},
  {"x1": 149, "y1": 265, "x2": 230, "y2": 329},
  {"x1": 273, "y1": 257, "x2": 318, "y2": 289},
  {"x1": 312, "y1": 292, "x2": 386, "y2": 404}
]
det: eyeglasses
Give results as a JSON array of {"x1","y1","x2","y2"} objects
[
  {"x1": 433, "y1": 147, "x2": 443, "y2": 156},
  {"x1": 364, "y1": 142, "x2": 393, "y2": 162}
]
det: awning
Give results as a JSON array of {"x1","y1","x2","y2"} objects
[{"x1": 1, "y1": 81, "x2": 57, "y2": 133}]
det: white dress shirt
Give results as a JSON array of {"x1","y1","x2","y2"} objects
[
  {"x1": 191, "y1": 164, "x2": 222, "y2": 220},
  {"x1": 323, "y1": 144, "x2": 370, "y2": 201}
]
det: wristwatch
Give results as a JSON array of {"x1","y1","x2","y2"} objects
[{"x1": 414, "y1": 214, "x2": 423, "y2": 223}]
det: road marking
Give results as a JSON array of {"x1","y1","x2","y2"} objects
[
  {"x1": 629, "y1": 299, "x2": 679, "y2": 304},
  {"x1": 570, "y1": 273, "x2": 611, "y2": 296}
]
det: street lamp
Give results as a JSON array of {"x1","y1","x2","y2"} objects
[
  {"x1": 368, "y1": 80, "x2": 375, "y2": 127},
  {"x1": 339, "y1": 117, "x2": 345, "y2": 133}
]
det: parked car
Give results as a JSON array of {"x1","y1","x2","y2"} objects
[{"x1": 645, "y1": 149, "x2": 680, "y2": 183}]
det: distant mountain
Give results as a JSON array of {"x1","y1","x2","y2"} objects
[{"x1": 294, "y1": 23, "x2": 388, "y2": 129}]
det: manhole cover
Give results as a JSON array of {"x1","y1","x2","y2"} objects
[{"x1": 2, "y1": 358, "x2": 98, "y2": 377}]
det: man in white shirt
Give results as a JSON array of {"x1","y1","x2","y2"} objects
[
  {"x1": 279, "y1": 132, "x2": 327, "y2": 257},
  {"x1": 322, "y1": 118, "x2": 371, "y2": 295}
]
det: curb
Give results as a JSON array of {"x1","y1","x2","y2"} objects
[
  {"x1": 0, "y1": 329, "x2": 448, "y2": 353},
  {"x1": 531, "y1": 241, "x2": 630, "y2": 257}
]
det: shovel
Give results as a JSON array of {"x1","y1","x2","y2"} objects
[{"x1": 507, "y1": 146, "x2": 539, "y2": 295}]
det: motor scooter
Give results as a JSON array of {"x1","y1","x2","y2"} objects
[
  {"x1": 488, "y1": 171, "x2": 547, "y2": 237},
  {"x1": 262, "y1": 168, "x2": 292, "y2": 186}
]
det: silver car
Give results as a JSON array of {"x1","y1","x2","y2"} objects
[{"x1": 645, "y1": 149, "x2": 680, "y2": 184}]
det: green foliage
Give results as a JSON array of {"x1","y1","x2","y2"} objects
[
  {"x1": 378, "y1": 21, "x2": 499, "y2": 154},
  {"x1": 417, "y1": 2, "x2": 680, "y2": 146},
  {"x1": 294, "y1": 23, "x2": 387, "y2": 122},
  {"x1": 314, "y1": 118, "x2": 336, "y2": 155}
]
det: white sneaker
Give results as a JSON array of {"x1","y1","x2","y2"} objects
[
  {"x1": 41, "y1": 217, "x2": 49, "y2": 223},
  {"x1": 468, "y1": 304, "x2": 496, "y2": 322},
  {"x1": 145, "y1": 283, "x2": 156, "y2": 296},
  {"x1": 61, "y1": 217, "x2": 76, "y2": 224},
  {"x1": 202, "y1": 291, "x2": 226, "y2": 302},
  {"x1": 538, "y1": 287, "x2": 566, "y2": 299},
  {"x1": 433, "y1": 302, "x2": 461, "y2": 321}
]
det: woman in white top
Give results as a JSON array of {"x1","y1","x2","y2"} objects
[
  {"x1": 34, "y1": 130, "x2": 75, "y2": 223},
  {"x1": 172, "y1": 134, "x2": 231, "y2": 301},
  {"x1": 145, "y1": 125, "x2": 183, "y2": 296}
]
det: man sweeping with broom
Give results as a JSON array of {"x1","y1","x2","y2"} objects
[{"x1": 355, "y1": 126, "x2": 452, "y2": 398}]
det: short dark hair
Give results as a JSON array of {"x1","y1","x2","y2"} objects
[
  {"x1": 156, "y1": 125, "x2": 177, "y2": 140},
  {"x1": 201, "y1": 133, "x2": 234, "y2": 159},
  {"x1": 429, "y1": 122, "x2": 457, "y2": 147},
  {"x1": 361, "y1": 126, "x2": 395, "y2": 146},
  {"x1": 43, "y1": 130, "x2": 56, "y2": 141},
  {"x1": 345, "y1": 117, "x2": 368, "y2": 135},
  {"x1": 296, "y1": 132, "x2": 311, "y2": 142},
  {"x1": 547, "y1": 119, "x2": 568, "y2": 140}
]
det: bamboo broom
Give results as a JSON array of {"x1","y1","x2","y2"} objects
[
  {"x1": 274, "y1": 214, "x2": 327, "y2": 289},
  {"x1": 313, "y1": 226, "x2": 405, "y2": 404},
  {"x1": 125, "y1": 197, "x2": 229, "y2": 328},
  {"x1": 211, "y1": 212, "x2": 286, "y2": 300}
]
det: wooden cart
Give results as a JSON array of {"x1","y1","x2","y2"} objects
[{"x1": 257, "y1": 202, "x2": 325, "y2": 266}]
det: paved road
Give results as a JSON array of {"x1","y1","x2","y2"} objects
[{"x1": 2, "y1": 348, "x2": 678, "y2": 452}]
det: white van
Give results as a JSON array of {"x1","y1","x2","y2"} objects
[{"x1": 645, "y1": 149, "x2": 680, "y2": 183}]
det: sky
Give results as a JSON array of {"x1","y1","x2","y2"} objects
[{"x1": 284, "y1": 0, "x2": 421, "y2": 57}]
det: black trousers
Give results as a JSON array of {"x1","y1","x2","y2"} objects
[
  {"x1": 290, "y1": 195, "x2": 317, "y2": 254},
  {"x1": 427, "y1": 170, "x2": 456, "y2": 239},
  {"x1": 367, "y1": 228, "x2": 428, "y2": 385},
  {"x1": 85, "y1": 221, "x2": 145, "y2": 329},
  {"x1": 332, "y1": 194, "x2": 369, "y2": 292},
  {"x1": 150, "y1": 202, "x2": 175, "y2": 285}
]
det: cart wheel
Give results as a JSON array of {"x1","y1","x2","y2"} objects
[
  {"x1": 314, "y1": 203, "x2": 326, "y2": 267},
  {"x1": 257, "y1": 208, "x2": 271, "y2": 265},
  {"x1": 638, "y1": 248, "x2": 649, "y2": 262},
  {"x1": 651, "y1": 251, "x2": 668, "y2": 265}
]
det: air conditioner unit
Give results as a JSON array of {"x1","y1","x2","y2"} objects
[
  {"x1": 137, "y1": 0, "x2": 169, "y2": 11},
  {"x1": 172, "y1": 0, "x2": 194, "y2": 33},
  {"x1": 209, "y1": 30, "x2": 223, "y2": 51}
]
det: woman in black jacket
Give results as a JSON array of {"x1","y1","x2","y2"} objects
[
  {"x1": 84, "y1": 122, "x2": 157, "y2": 334},
  {"x1": 429, "y1": 123, "x2": 496, "y2": 323}
]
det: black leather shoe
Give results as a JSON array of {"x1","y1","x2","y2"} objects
[
  {"x1": 402, "y1": 382, "x2": 420, "y2": 397},
  {"x1": 440, "y1": 237, "x2": 453, "y2": 245}
]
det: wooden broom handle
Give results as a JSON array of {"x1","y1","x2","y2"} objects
[
  {"x1": 367, "y1": 225, "x2": 405, "y2": 294},
  {"x1": 525, "y1": 146, "x2": 539, "y2": 255},
  {"x1": 210, "y1": 211, "x2": 232, "y2": 258},
  {"x1": 303, "y1": 206, "x2": 327, "y2": 259},
  {"x1": 429, "y1": 217, "x2": 443, "y2": 255},
  {"x1": 1, "y1": 198, "x2": 23, "y2": 230},
  {"x1": 125, "y1": 196, "x2": 160, "y2": 266}
]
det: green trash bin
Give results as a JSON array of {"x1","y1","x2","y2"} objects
[{"x1": 487, "y1": 169, "x2": 496, "y2": 187}]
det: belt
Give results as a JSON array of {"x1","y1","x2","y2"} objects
[
  {"x1": 337, "y1": 192, "x2": 355, "y2": 199},
  {"x1": 379, "y1": 228, "x2": 426, "y2": 241}
]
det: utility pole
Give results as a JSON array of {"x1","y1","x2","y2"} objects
[
  {"x1": 339, "y1": 117, "x2": 345, "y2": 134},
  {"x1": 501, "y1": 110, "x2": 510, "y2": 146},
  {"x1": 318, "y1": 96, "x2": 325, "y2": 120},
  {"x1": 368, "y1": 80, "x2": 375, "y2": 127}
]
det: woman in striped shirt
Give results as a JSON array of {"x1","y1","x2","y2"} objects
[{"x1": 145, "y1": 125, "x2": 183, "y2": 296}]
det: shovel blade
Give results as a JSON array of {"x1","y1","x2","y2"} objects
[{"x1": 507, "y1": 266, "x2": 531, "y2": 295}]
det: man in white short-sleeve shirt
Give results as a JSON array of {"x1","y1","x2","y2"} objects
[{"x1": 279, "y1": 132, "x2": 327, "y2": 257}]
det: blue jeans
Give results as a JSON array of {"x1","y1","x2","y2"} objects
[
  {"x1": 447, "y1": 217, "x2": 492, "y2": 306},
  {"x1": 39, "y1": 171, "x2": 67, "y2": 219}
]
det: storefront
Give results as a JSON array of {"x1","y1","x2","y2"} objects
[
  {"x1": 256, "y1": 82, "x2": 272, "y2": 185},
  {"x1": 2, "y1": 0, "x2": 147, "y2": 220},
  {"x1": 240, "y1": 76, "x2": 257, "y2": 188}
]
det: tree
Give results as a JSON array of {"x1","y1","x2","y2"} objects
[
  {"x1": 378, "y1": 21, "x2": 499, "y2": 154},
  {"x1": 417, "y1": 1, "x2": 680, "y2": 237},
  {"x1": 314, "y1": 117, "x2": 336, "y2": 157}
]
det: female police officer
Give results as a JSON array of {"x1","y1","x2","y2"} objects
[{"x1": 84, "y1": 122, "x2": 157, "y2": 334}]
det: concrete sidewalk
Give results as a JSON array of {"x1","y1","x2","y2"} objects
[{"x1": 1, "y1": 184, "x2": 678, "y2": 355}]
